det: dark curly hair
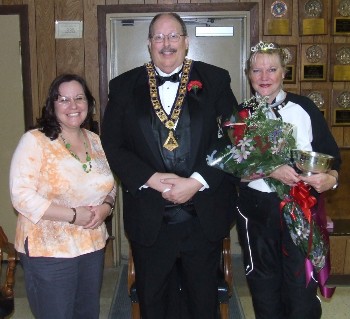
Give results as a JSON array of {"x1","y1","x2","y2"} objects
[{"x1": 37, "y1": 74, "x2": 95, "y2": 140}]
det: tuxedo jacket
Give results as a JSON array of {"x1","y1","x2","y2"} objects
[{"x1": 101, "y1": 60, "x2": 239, "y2": 246}]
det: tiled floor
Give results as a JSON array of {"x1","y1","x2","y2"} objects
[{"x1": 6, "y1": 258, "x2": 350, "y2": 318}]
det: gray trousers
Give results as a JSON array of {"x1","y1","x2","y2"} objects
[{"x1": 20, "y1": 243, "x2": 104, "y2": 319}]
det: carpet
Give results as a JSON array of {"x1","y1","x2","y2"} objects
[{"x1": 108, "y1": 259, "x2": 245, "y2": 319}]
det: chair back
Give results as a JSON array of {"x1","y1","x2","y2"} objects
[{"x1": 0, "y1": 226, "x2": 16, "y2": 318}]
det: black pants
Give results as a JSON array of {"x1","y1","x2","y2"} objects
[
  {"x1": 131, "y1": 217, "x2": 221, "y2": 319},
  {"x1": 236, "y1": 187, "x2": 322, "y2": 319}
]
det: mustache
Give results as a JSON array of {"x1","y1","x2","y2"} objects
[{"x1": 160, "y1": 47, "x2": 177, "y2": 54}]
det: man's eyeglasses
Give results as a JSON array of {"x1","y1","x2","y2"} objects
[
  {"x1": 150, "y1": 32, "x2": 185, "y2": 43},
  {"x1": 56, "y1": 95, "x2": 87, "y2": 106}
]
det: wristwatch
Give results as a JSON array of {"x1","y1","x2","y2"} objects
[{"x1": 330, "y1": 174, "x2": 339, "y2": 190}]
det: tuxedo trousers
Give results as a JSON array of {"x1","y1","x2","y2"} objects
[
  {"x1": 236, "y1": 187, "x2": 321, "y2": 319},
  {"x1": 130, "y1": 216, "x2": 222, "y2": 319}
]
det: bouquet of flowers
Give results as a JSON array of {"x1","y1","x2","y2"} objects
[
  {"x1": 207, "y1": 95, "x2": 328, "y2": 272},
  {"x1": 275, "y1": 180, "x2": 328, "y2": 271},
  {"x1": 207, "y1": 96, "x2": 295, "y2": 181}
]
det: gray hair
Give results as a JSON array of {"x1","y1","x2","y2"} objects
[{"x1": 148, "y1": 13, "x2": 188, "y2": 39}]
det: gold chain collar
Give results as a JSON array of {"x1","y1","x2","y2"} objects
[{"x1": 145, "y1": 58, "x2": 192, "y2": 130}]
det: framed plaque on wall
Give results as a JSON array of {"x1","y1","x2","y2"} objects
[
  {"x1": 333, "y1": 0, "x2": 350, "y2": 35},
  {"x1": 330, "y1": 44, "x2": 350, "y2": 81},
  {"x1": 264, "y1": 0, "x2": 292, "y2": 35},
  {"x1": 299, "y1": 0, "x2": 327, "y2": 35},
  {"x1": 301, "y1": 44, "x2": 327, "y2": 81},
  {"x1": 332, "y1": 90, "x2": 350, "y2": 125},
  {"x1": 282, "y1": 45, "x2": 297, "y2": 84},
  {"x1": 300, "y1": 89, "x2": 329, "y2": 120}
]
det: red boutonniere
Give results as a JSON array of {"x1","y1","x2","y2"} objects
[{"x1": 187, "y1": 80, "x2": 203, "y2": 94}]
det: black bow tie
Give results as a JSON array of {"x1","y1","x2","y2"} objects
[{"x1": 156, "y1": 71, "x2": 181, "y2": 86}]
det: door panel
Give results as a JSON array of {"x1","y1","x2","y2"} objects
[{"x1": 108, "y1": 13, "x2": 250, "y2": 102}]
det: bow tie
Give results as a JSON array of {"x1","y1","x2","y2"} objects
[{"x1": 156, "y1": 71, "x2": 181, "y2": 86}]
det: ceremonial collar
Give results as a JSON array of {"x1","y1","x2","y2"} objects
[{"x1": 145, "y1": 58, "x2": 193, "y2": 151}]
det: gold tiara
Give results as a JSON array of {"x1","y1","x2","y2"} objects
[{"x1": 251, "y1": 41, "x2": 278, "y2": 52}]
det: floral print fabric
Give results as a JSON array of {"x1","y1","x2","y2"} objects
[{"x1": 10, "y1": 129, "x2": 116, "y2": 257}]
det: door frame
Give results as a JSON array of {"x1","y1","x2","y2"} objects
[
  {"x1": 97, "y1": 2, "x2": 259, "y2": 118},
  {"x1": 0, "y1": 5, "x2": 32, "y2": 130}
]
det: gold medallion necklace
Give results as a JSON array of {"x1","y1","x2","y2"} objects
[
  {"x1": 61, "y1": 131, "x2": 92, "y2": 173},
  {"x1": 145, "y1": 58, "x2": 192, "y2": 151}
]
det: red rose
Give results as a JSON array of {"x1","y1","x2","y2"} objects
[
  {"x1": 238, "y1": 109, "x2": 250, "y2": 120},
  {"x1": 232, "y1": 123, "x2": 247, "y2": 144},
  {"x1": 187, "y1": 80, "x2": 203, "y2": 94}
]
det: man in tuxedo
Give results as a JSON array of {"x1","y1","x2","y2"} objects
[{"x1": 101, "y1": 12, "x2": 238, "y2": 319}]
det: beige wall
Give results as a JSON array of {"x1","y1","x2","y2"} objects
[{"x1": 0, "y1": 14, "x2": 25, "y2": 242}]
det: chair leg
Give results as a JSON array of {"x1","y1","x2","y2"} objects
[
  {"x1": 131, "y1": 302, "x2": 141, "y2": 319},
  {"x1": 219, "y1": 302, "x2": 229, "y2": 319}
]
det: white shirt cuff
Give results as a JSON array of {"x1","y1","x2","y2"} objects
[{"x1": 191, "y1": 172, "x2": 209, "y2": 191}]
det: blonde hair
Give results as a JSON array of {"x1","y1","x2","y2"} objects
[{"x1": 245, "y1": 41, "x2": 289, "y2": 74}]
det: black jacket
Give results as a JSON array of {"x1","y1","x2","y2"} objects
[{"x1": 101, "y1": 60, "x2": 239, "y2": 245}]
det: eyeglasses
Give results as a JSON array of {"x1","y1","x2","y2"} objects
[
  {"x1": 56, "y1": 95, "x2": 87, "y2": 106},
  {"x1": 150, "y1": 32, "x2": 185, "y2": 43}
]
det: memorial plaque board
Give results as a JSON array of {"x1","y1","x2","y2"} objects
[
  {"x1": 301, "y1": 44, "x2": 327, "y2": 81},
  {"x1": 299, "y1": 0, "x2": 327, "y2": 35},
  {"x1": 301, "y1": 88, "x2": 329, "y2": 120},
  {"x1": 282, "y1": 45, "x2": 297, "y2": 84},
  {"x1": 332, "y1": 90, "x2": 350, "y2": 125},
  {"x1": 330, "y1": 44, "x2": 350, "y2": 81},
  {"x1": 264, "y1": 0, "x2": 292, "y2": 35},
  {"x1": 333, "y1": 0, "x2": 350, "y2": 35}
]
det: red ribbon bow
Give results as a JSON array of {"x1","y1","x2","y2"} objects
[{"x1": 290, "y1": 181, "x2": 317, "y2": 222}]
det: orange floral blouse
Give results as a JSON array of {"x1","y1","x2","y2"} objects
[{"x1": 9, "y1": 129, "x2": 116, "y2": 258}]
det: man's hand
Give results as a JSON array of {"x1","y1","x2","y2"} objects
[
  {"x1": 146, "y1": 172, "x2": 179, "y2": 193},
  {"x1": 161, "y1": 177, "x2": 203, "y2": 204}
]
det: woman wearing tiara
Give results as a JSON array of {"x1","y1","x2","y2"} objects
[{"x1": 236, "y1": 41, "x2": 341, "y2": 319}]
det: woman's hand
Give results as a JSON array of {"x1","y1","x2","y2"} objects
[
  {"x1": 269, "y1": 164, "x2": 300, "y2": 186},
  {"x1": 299, "y1": 172, "x2": 338, "y2": 193},
  {"x1": 83, "y1": 204, "x2": 111, "y2": 229},
  {"x1": 72, "y1": 206, "x2": 95, "y2": 227}
]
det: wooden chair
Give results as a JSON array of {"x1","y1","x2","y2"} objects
[
  {"x1": 0, "y1": 227, "x2": 16, "y2": 319},
  {"x1": 128, "y1": 237, "x2": 233, "y2": 319}
]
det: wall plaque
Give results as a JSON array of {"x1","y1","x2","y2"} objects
[
  {"x1": 282, "y1": 45, "x2": 297, "y2": 83},
  {"x1": 301, "y1": 89, "x2": 329, "y2": 119},
  {"x1": 333, "y1": 0, "x2": 350, "y2": 35},
  {"x1": 299, "y1": 0, "x2": 327, "y2": 35},
  {"x1": 332, "y1": 90, "x2": 350, "y2": 125},
  {"x1": 330, "y1": 44, "x2": 350, "y2": 81},
  {"x1": 264, "y1": 0, "x2": 292, "y2": 35},
  {"x1": 301, "y1": 44, "x2": 327, "y2": 81}
]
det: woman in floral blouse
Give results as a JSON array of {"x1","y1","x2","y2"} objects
[{"x1": 9, "y1": 74, "x2": 116, "y2": 319}]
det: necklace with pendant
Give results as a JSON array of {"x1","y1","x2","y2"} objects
[
  {"x1": 145, "y1": 58, "x2": 192, "y2": 151},
  {"x1": 60, "y1": 132, "x2": 92, "y2": 173}
]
